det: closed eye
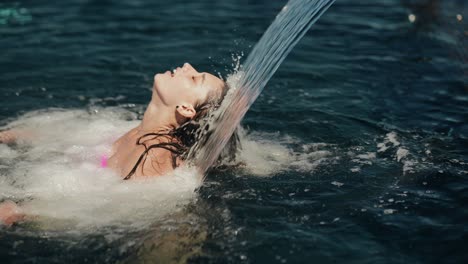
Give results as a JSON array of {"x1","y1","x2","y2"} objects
[{"x1": 192, "y1": 74, "x2": 205, "y2": 85}]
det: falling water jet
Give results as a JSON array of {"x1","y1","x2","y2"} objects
[{"x1": 189, "y1": 0, "x2": 336, "y2": 179}]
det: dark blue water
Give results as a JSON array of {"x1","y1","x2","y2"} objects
[{"x1": 1, "y1": 0, "x2": 467, "y2": 263}]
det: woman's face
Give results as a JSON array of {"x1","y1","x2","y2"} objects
[{"x1": 153, "y1": 63, "x2": 224, "y2": 109}]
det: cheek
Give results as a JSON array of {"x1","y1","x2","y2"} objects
[{"x1": 154, "y1": 76, "x2": 192, "y2": 106}]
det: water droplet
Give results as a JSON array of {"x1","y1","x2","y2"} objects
[
  {"x1": 331, "y1": 181, "x2": 344, "y2": 187},
  {"x1": 408, "y1": 14, "x2": 416, "y2": 23}
]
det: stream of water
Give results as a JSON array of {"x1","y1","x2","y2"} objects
[{"x1": 193, "y1": 0, "x2": 336, "y2": 176}]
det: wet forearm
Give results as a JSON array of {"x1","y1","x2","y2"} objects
[{"x1": 0, "y1": 130, "x2": 19, "y2": 143}]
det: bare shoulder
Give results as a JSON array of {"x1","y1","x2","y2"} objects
[
  {"x1": 119, "y1": 132, "x2": 184, "y2": 178},
  {"x1": 111, "y1": 126, "x2": 140, "y2": 153},
  {"x1": 140, "y1": 147, "x2": 176, "y2": 176}
]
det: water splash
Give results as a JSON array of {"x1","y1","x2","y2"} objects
[
  {"x1": 0, "y1": 108, "x2": 334, "y2": 231},
  {"x1": 191, "y1": 0, "x2": 336, "y2": 176},
  {"x1": 0, "y1": 109, "x2": 200, "y2": 231}
]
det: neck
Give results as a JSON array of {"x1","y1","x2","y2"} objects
[{"x1": 139, "y1": 102, "x2": 176, "y2": 133}]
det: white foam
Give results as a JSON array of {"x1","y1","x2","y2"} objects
[
  {"x1": 402, "y1": 160, "x2": 415, "y2": 174},
  {"x1": 0, "y1": 108, "x2": 200, "y2": 232},
  {"x1": 0, "y1": 144, "x2": 19, "y2": 160},
  {"x1": 396, "y1": 148, "x2": 409, "y2": 162},
  {"x1": 236, "y1": 132, "x2": 293, "y2": 176},
  {"x1": 331, "y1": 181, "x2": 344, "y2": 187},
  {"x1": 387, "y1": 132, "x2": 400, "y2": 147},
  {"x1": 375, "y1": 131, "x2": 435, "y2": 175},
  {"x1": 235, "y1": 129, "x2": 332, "y2": 176},
  {"x1": 377, "y1": 132, "x2": 401, "y2": 153},
  {"x1": 0, "y1": 108, "x2": 337, "y2": 231}
]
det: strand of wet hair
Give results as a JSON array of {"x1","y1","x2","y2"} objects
[
  {"x1": 123, "y1": 140, "x2": 186, "y2": 180},
  {"x1": 124, "y1": 83, "x2": 233, "y2": 179}
]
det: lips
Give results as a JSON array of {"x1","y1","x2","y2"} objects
[{"x1": 165, "y1": 66, "x2": 183, "y2": 78}]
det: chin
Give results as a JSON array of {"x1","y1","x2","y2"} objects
[
  {"x1": 154, "y1": 73, "x2": 162, "y2": 83},
  {"x1": 153, "y1": 73, "x2": 164, "y2": 89}
]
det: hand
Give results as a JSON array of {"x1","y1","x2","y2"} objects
[{"x1": 0, "y1": 200, "x2": 25, "y2": 227}]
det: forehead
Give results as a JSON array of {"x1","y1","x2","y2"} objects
[
  {"x1": 203, "y1": 72, "x2": 224, "y2": 88},
  {"x1": 199, "y1": 72, "x2": 224, "y2": 102}
]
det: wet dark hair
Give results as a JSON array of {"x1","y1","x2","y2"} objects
[{"x1": 123, "y1": 82, "x2": 239, "y2": 179}]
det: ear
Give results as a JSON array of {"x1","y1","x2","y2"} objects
[{"x1": 176, "y1": 103, "x2": 196, "y2": 119}]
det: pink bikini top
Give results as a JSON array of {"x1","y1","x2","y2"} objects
[{"x1": 100, "y1": 154, "x2": 108, "y2": 168}]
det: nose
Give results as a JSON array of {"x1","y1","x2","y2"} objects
[{"x1": 182, "y1": 62, "x2": 197, "y2": 73}]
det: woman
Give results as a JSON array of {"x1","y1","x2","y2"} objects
[
  {"x1": 0, "y1": 63, "x2": 236, "y2": 225},
  {"x1": 106, "y1": 62, "x2": 229, "y2": 179},
  {"x1": 1, "y1": 63, "x2": 229, "y2": 178}
]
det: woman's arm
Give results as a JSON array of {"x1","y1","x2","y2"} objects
[
  {"x1": 0, "y1": 129, "x2": 33, "y2": 144},
  {"x1": 0, "y1": 130, "x2": 17, "y2": 144},
  {"x1": 0, "y1": 200, "x2": 25, "y2": 227}
]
